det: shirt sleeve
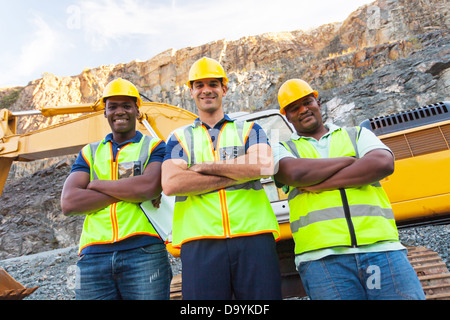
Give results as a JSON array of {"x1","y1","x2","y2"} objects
[
  {"x1": 163, "y1": 132, "x2": 189, "y2": 163},
  {"x1": 273, "y1": 142, "x2": 296, "y2": 167},
  {"x1": 148, "y1": 140, "x2": 166, "y2": 163},
  {"x1": 245, "y1": 122, "x2": 270, "y2": 151},
  {"x1": 357, "y1": 127, "x2": 393, "y2": 158},
  {"x1": 273, "y1": 142, "x2": 296, "y2": 189},
  {"x1": 70, "y1": 150, "x2": 90, "y2": 174}
]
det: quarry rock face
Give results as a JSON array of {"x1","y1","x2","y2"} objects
[{"x1": 0, "y1": 0, "x2": 449, "y2": 259}]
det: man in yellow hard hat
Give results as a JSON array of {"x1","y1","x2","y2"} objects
[
  {"x1": 61, "y1": 78, "x2": 172, "y2": 300},
  {"x1": 162, "y1": 57, "x2": 282, "y2": 299},
  {"x1": 273, "y1": 78, "x2": 425, "y2": 300}
]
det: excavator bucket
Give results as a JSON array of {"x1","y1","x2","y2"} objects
[{"x1": 0, "y1": 158, "x2": 13, "y2": 198}]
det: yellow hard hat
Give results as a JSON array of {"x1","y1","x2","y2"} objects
[
  {"x1": 187, "y1": 57, "x2": 229, "y2": 88},
  {"x1": 278, "y1": 79, "x2": 318, "y2": 115},
  {"x1": 99, "y1": 78, "x2": 143, "y2": 108}
]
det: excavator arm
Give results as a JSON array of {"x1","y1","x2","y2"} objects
[{"x1": 0, "y1": 102, "x2": 197, "y2": 197}]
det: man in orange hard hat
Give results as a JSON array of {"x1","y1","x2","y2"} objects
[
  {"x1": 274, "y1": 78, "x2": 425, "y2": 300},
  {"x1": 61, "y1": 78, "x2": 172, "y2": 300},
  {"x1": 162, "y1": 57, "x2": 282, "y2": 300}
]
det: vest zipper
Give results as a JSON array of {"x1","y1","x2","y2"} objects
[
  {"x1": 339, "y1": 188, "x2": 358, "y2": 247},
  {"x1": 111, "y1": 143, "x2": 119, "y2": 242},
  {"x1": 204, "y1": 124, "x2": 231, "y2": 238},
  {"x1": 110, "y1": 142, "x2": 131, "y2": 242}
]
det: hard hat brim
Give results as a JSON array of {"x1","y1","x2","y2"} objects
[
  {"x1": 98, "y1": 95, "x2": 143, "y2": 108},
  {"x1": 280, "y1": 91, "x2": 318, "y2": 115}
]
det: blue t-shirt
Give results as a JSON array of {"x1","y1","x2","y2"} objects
[
  {"x1": 164, "y1": 115, "x2": 269, "y2": 163},
  {"x1": 71, "y1": 131, "x2": 166, "y2": 173},
  {"x1": 71, "y1": 131, "x2": 166, "y2": 254}
]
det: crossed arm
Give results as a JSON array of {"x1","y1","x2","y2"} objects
[
  {"x1": 162, "y1": 143, "x2": 274, "y2": 196},
  {"x1": 274, "y1": 149, "x2": 394, "y2": 192},
  {"x1": 60, "y1": 161, "x2": 162, "y2": 216}
]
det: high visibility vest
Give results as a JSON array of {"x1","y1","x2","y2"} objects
[
  {"x1": 171, "y1": 120, "x2": 280, "y2": 248},
  {"x1": 78, "y1": 134, "x2": 162, "y2": 254},
  {"x1": 281, "y1": 127, "x2": 399, "y2": 256}
]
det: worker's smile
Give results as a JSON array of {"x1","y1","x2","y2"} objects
[
  {"x1": 113, "y1": 118, "x2": 129, "y2": 123},
  {"x1": 200, "y1": 95, "x2": 217, "y2": 103},
  {"x1": 299, "y1": 112, "x2": 313, "y2": 121},
  {"x1": 111, "y1": 116, "x2": 133, "y2": 132}
]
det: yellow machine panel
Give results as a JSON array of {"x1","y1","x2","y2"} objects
[{"x1": 361, "y1": 101, "x2": 450, "y2": 226}]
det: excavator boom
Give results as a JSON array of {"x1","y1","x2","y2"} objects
[{"x1": 0, "y1": 102, "x2": 197, "y2": 197}]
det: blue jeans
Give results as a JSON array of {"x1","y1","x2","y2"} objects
[
  {"x1": 75, "y1": 243, "x2": 172, "y2": 300},
  {"x1": 297, "y1": 250, "x2": 425, "y2": 300}
]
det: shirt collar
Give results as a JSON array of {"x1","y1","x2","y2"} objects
[
  {"x1": 103, "y1": 131, "x2": 143, "y2": 146},
  {"x1": 291, "y1": 123, "x2": 342, "y2": 141},
  {"x1": 193, "y1": 114, "x2": 236, "y2": 129}
]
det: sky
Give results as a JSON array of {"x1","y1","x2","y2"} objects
[{"x1": 0, "y1": 0, "x2": 374, "y2": 88}]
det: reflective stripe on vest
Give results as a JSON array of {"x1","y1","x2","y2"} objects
[
  {"x1": 78, "y1": 135, "x2": 162, "y2": 253},
  {"x1": 282, "y1": 127, "x2": 399, "y2": 256},
  {"x1": 171, "y1": 120, "x2": 280, "y2": 248}
]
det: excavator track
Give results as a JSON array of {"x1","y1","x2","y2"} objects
[
  {"x1": 407, "y1": 246, "x2": 450, "y2": 300},
  {"x1": 170, "y1": 274, "x2": 182, "y2": 300}
]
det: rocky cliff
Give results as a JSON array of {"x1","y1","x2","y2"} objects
[{"x1": 0, "y1": 0, "x2": 449, "y2": 259}]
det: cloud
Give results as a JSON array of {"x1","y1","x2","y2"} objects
[
  {"x1": 76, "y1": 0, "x2": 373, "y2": 53},
  {"x1": 0, "y1": 12, "x2": 64, "y2": 87},
  {"x1": 0, "y1": 0, "x2": 374, "y2": 87},
  {"x1": 75, "y1": 0, "x2": 310, "y2": 54},
  {"x1": 79, "y1": 0, "x2": 165, "y2": 51},
  {"x1": 16, "y1": 14, "x2": 62, "y2": 76}
]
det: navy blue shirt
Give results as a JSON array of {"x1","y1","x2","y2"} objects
[
  {"x1": 71, "y1": 131, "x2": 166, "y2": 255},
  {"x1": 164, "y1": 115, "x2": 269, "y2": 163},
  {"x1": 71, "y1": 131, "x2": 166, "y2": 174}
]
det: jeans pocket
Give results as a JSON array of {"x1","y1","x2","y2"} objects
[
  {"x1": 385, "y1": 250, "x2": 426, "y2": 300},
  {"x1": 140, "y1": 243, "x2": 166, "y2": 255},
  {"x1": 76, "y1": 253, "x2": 94, "y2": 264},
  {"x1": 297, "y1": 260, "x2": 312, "y2": 275}
]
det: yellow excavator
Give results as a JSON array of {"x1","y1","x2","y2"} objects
[{"x1": 1, "y1": 99, "x2": 449, "y2": 300}]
